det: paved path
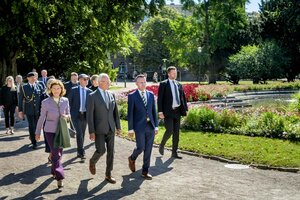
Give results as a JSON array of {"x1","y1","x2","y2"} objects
[{"x1": 0, "y1": 120, "x2": 300, "y2": 200}]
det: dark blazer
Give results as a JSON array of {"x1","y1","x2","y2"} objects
[
  {"x1": 64, "y1": 81, "x2": 79, "y2": 97},
  {"x1": 18, "y1": 83, "x2": 44, "y2": 115},
  {"x1": 127, "y1": 90, "x2": 158, "y2": 133},
  {"x1": 0, "y1": 86, "x2": 18, "y2": 106},
  {"x1": 157, "y1": 79, "x2": 188, "y2": 117},
  {"x1": 38, "y1": 77, "x2": 49, "y2": 85},
  {"x1": 87, "y1": 89, "x2": 121, "y2": 135},
  {"x1": 68, "y1": 86, "x2": 92, "y2": 119}
]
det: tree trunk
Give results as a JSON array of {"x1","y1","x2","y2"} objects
[{"x1": 0, "y1": 51, "x2": 18, "y2": 85}]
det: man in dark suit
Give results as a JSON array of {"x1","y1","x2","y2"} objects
[
  {"x1": 68, "y1": 74, "x2": 92, "y2": 161},
  {"x1": 18, "y1": 72, "x2": 44, "y2": 149},
  {"x1": 64, "y1": 72, "x2": 79, "y2": 97},
  {"x1": 127, "y1": 74, "x2": 158, "y2": 180},
  {"x1": 87, "y1": 73, "x2": 121, "y2": 184},
  {"x1": 157, "y1": 66, "x2": 188, "y2": 159}
]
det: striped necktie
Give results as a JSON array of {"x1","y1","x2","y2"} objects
[{"x1": 141, "y1": 91, "x2": 147, "y2": 108}]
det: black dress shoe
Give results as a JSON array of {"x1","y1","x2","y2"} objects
[
  {"x1": 141, "y1": 172, "x2": 153, "y2": 180},
  {"x1": 172, "y1": 154, "x2": 182, "y2": 159},
  {"x1": 159, "y1": 145, "x2": 164, "y2": 155},
  {"x1": 32, "y1": 144, "x2": 37, "y2": 150},
  {"x1": 105, "y1": 176, "x2": 116, "y2": 184}
]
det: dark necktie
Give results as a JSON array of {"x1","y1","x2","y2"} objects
[
  {"x1": 141, "y1": 91, "x2": 147, "y2": 108},
  {"x1": 173, "y1": 81, "x2": 180, "y2": 105}
]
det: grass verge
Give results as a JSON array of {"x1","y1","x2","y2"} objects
[{"x1": 120, "y1": 120, "x2": 300, "y2": 168}]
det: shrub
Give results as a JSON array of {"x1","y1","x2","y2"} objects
[{"x1": 216, "y1": 109, "x2": 243, "y2": 131}]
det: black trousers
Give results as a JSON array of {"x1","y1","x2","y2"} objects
[
  {"x1": 27, "y1": 114, "x2": 39, "y2": 146},
  {"x1": 3, "y1": 104, "x2": 16, "y2": 128},
  {"x1": 160, "y1": 109, "x2": 181, "y2": 155}
]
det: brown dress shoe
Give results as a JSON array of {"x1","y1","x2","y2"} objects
[
  {"x1": 128, "y1": 156, "x2": 136, "y2": 172},
  {"x1": 105, "y1": 176, "x2": 116, "y2": 184},
  {"x1": 89, "y1": 160, "x2": 96, "y2": 175},
  {"x1": 141, "y1": 172, "x2": 152, "y2": 180}
]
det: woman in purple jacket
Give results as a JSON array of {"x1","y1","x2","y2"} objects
[{"x1": 35, "y1": 79, "x2": 70, "y2": 189}]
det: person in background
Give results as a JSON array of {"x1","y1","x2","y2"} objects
[
  {"x1": 18, "y1": 72, "x2": 44, "y2": 149},
  {"x1": 35, "y1": 79, "x2": 70, "y2": 189},
  {"x1": 89, "y1": 74, "x2": 99, "y2": 91},
  {"x1": 68, "y1": 74, "x2": 92, "y2": 161},
  {"x1": 127, "y1": 74, "x2": 158, "y2": 180},
  {"x1": 33, "y1": 72, "x2": 46, "y2": 91},
  {"x1": 64, "y1": 72, "x2": 79, "y2": 97},
  {"x1": 87, "y1": 73, "x2": 121, "y2": 184},
  {"x1": 0, "y1": 76, "x2": 18, "y2": 134},
  {"x1": 39, "y1": 69, "x2": 48, "y2": 85},
  {"x1": 15, "y1": 75, "x2": 23, "y2": 122},
  {"x1": 157, "y1": 66, "x2": 188, "y2": 159}
]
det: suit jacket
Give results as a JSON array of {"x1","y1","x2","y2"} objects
[
  {"x1": 35, "y1": 97, "x2": 70, "y2": 134},
  {"x1": 38, "y1": 77, "x2": 49, "y2": 85},
  {"x1": 68, "y1": 86, "x2": 92, "y2": 119},
  {"x1": 127, "y1": 90, "x2": 158, "y2": 133},
  {"x1": 87, "y1": 89, "x2": 121, "y2": 135},
  {"x1": 64, "y1": 81, "x2": 79, "y2": 97},
  {"x1": 18, "y1": 83, "x2": 44, "y2": 115},
  {"x1": 157, "y1": 79, "x2": 188, "y2": 117}
]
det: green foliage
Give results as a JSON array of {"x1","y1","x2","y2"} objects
[
  {"x1": 227, "y1": 40, "x2": 290, "y2": 84},
  {"x1": 259, "y1": 0, "x2": 300, "y2": 81},
  {"x1": 135, "y1": 6, "x2": 182, "y2": 71},
  {"x1": 180, "y1": 105, "x2": 300, "y2": 141},
  {"x1": 0, "y1": 0, "x2": 164, "y2": 82},
  {"x1": 289, "y1": 92, "x2": 300, "y2": 112},
  {"x1": 227, "y1": 45, "x2": 258, "y2": 84}
]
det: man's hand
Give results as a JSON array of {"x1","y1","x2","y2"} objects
[
  {"x1": 19, "y1": 112, "x2": 24, "y2": 119},
  {"x1": 158, "y1": 112, "x2": 165, "y2": 119},
  {"x1": 35, "y1": 134, "x2": 41, "y2": 142},
  {"x1": 155, "y1": 130, "x2": 158, "y2": 135},
  {"x1": 116, "y1": 129, "x2": 121, "y2": 136},
  {"x1": 90, "y1": 133, "x2": 96, "y2": 141}
]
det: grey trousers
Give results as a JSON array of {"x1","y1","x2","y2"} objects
[{"x1": 90, "y1": 133, "x2": 115, "y2": 177}]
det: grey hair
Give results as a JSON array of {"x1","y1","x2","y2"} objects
[{"x1": 97, "y1": 73, "x2": 110, "y2": 82}]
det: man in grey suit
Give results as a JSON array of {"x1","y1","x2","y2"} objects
[{"x1": 87, "y1": 73, "x2": 121, "y2": 184}]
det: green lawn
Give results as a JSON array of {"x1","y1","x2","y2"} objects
[{"x1": 120, "y1": 120, "x2": 300, "y2": 168}]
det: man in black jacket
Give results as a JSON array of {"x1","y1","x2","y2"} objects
[{"x1": 157, "y1": 66, "x2": 188, "y2": 159}]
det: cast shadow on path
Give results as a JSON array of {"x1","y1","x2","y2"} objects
[{"x1": 55, "y1": 156, "x2": 175, "y2": 199}]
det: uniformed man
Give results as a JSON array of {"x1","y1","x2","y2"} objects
[{"x1": 18, "y1": 72, "x2": 44, "y2": 149}]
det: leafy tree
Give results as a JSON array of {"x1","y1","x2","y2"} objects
[
  {"x1": 181, "y1": 0, "x2": 249, "y2": 84},
  {"x1": 227, "y1": 45, "x2": 258, "y2": 84},
  {"x1": 227, "y1": 40, "x2": 290, "y2": 84},
  {"x1": 0, "y1": 0, "x2": 165, "y2": 84},
  {"x1": 259, "y1": 0, "x2": 300, "y2": 81},
  {"x1": 134, "y1": 6, "x2": 182, "y2": 73}
]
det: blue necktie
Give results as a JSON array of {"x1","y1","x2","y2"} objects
[
  {"x1": 81, "y1": 88, "x2": 86, "y2": 111},
  {"x1": 173, "y1": 81, "x2": 180, "y2": 105}
]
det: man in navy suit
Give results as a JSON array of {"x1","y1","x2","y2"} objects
[
  {"x1": 68, "y1": 74, "x2": 92, "y2": 161},
  {"x1": 128, "y1": 74, "x2": 158, "y2": 180},
  {"x1": 157, "y1": 66, "x2": 188, "y2": 159}
]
